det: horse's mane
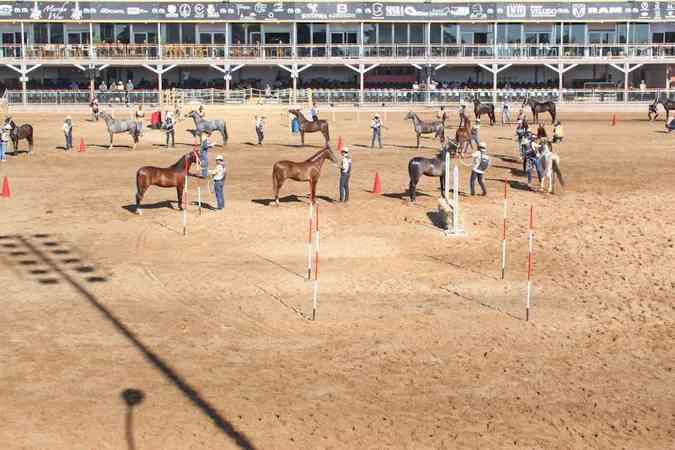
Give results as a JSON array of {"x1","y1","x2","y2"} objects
[
  {"x1": 291, "y1": 109, "x2": 307, "y2": 121},
  {"x1": 171, "y1": 152, "x2": 191, "y2": 171},
  {"x1": 307, "y1": 146, "x2": 331, "y2": 162}
]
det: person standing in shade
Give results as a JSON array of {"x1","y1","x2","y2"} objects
[
  {"x1": 370, "y1": 114, "x2": 383, "y2": 149},
  {"x1": 525, "y1": 138, "x2": 544, "y2": 189},
  {"x1": 0, "y1": 122, "x2": 9, "y2": 161},
  {"x1": 470, "y1": 142, "x2": 490, "y2": 196},
  {"x1": 255, "y1": 115, "x2": 265, "y2": 145},
  {"x1": 553, "y1": 120, "x2": 564, "y2": 143},
  {"x1": 470, "y1": 118, "x2": 481, "y2": 149},
  {"x1": 91, "y1": 97, "x2": 100, "y2": 121},
  {"x1": 200, "y1": 134, "x2": 215, "y2": 179},
  {"x1": 164, "y1": 111, "x2": 175, "y2": 148},
  {"x1": 210, "y1": 154, "x2": 227, "y2": 210},
  {"x1": 339, "y1": 147, "x2": 352, "y2": 202},
  {"x1": 62, "y1": 115, "x2": 73, "y2": 151},
  {"x1": 501, "y1": 101, "x2": 511, "y2": 126}
]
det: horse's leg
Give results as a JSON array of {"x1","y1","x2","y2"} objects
[
  {"x1": 273, "y1": 171, "x2": 282, "y2": 206},
  {"x1": 108, "y1": 132, "x2": 113, "y2": 149},
  {"x1": 310, "y1": 176, "x2": 317, "y2": 204},
  {"x1": 440, "y1": 175, "x2": 446, "y2": 199},
  {"x1": 417, "y1": 133, "x2": 420, "y2": 149},
  {"x1": 177, "y1": 184, "x2": 184, "y2": 210},
  {"x1": 300, "y1": 131, "x2": 305, "y2": 146}
]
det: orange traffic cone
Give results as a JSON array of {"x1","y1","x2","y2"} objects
[
  {"x1": 337, "y1": 136, "x2": 343, "y2": 151},
  {"x1": 1, "y1": 176, "x2": 10, "y2": 198},
  {"x1": 611, "y1": 114, "x2": 617, "y2": 126},
  {"x1": 372, "y1": 172, "x2": 382, "y2": 194},
  {"x1": 79, "y1": 137, "x2": 86, "y2": 152}
]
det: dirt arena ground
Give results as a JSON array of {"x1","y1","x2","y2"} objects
[{"x1": 0, "y1": 106, "x2": 673, "y2": 449}]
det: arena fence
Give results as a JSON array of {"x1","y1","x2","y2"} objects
[{"x1": 3, "y1": 88, "x2": 674, "y2": 107}]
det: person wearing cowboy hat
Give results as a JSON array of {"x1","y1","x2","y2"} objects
[
  {"x1": 0, "y1": 120, "x2": 9, "y2": 161},
  {"x1": 163, "y1": 111, "x2": 175, "y2": 148},
  {"x1": 339, "y1": 147, "x2": 352, "y2": 202},
  {"x1": 470, "y1": 142, "x2": 491, "y2": 196},
  {"x1": 370, "y1": 114, "x2": 383, "y2": 149},
  {"x1": 255, "y1": 114, "x2": 265, "y2": 145},
  {"x1": 209, "y1": 154, "x2": 227, "y2": 210},
  {"x1": 62, "y1": 115, "x2": 73, "y2": 151}
]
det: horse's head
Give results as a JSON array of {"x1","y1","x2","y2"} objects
[
  {"x1": 288, "y1": 109, "x2": 300, "y2": 116},
  {"x1": 404, "y1": 111, "x2": 415, "y2": 121},
  {"x1": 324, "y1": 144, "x2": 339, "y2": 166},
  {"x1": 187, "y1": 149, "x2": 200, "y2": 167}
]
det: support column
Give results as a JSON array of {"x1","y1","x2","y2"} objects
[
  {"x1": 89, "y1": 22, "x2": 94, "y2": 58},
  {"x1": 624, "y1": 62, "x2": 629, "y2": 103},
  {"x1": 360, "y1": 63, "x2": 365, "y2": 104},
  {"x1": 492, "y1": 63, "x2": 498, "y2": 104},
  {"x1": 558, "y1": 63, "x2": 564, "y2": 92},
  {"x1": 21, "y1": 71, "x2": 27, "y2": 106},
  {"x1": 225, "y1": 65, "x2": 231, "y2": 99},
  {"x1": 157, "y1": 23, "x2": 162, "y2": 59},
  {"x1": 292, "y1": 63, "x2": 298, "y2": 104},
  {"x1": 426, "y1": 65, "x2": 431, "y2": 105},
  {"x1": 20, "y1": 22, "x2": 25, "y2": 58},
  {"x1": 157, "y1": 64, "x2": 163, "y2": 104}
]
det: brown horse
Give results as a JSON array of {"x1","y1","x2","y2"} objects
[
  {"x1": 134, "y1": 150, "x2": 200, "y2": 215},
  {"x1": 289, "y1": 109, "x2": 330, "y2": 146},
  {"x1": 455, "y1": 113, "x2": 473, "y2": 156},
  {"x1": 272, "y1": 144, "x2": 338, "y2": 206},
  {"x1": 5, "y1": 118, "x2": 34, "y2": 154},
  {"x1": 536, "y1": 123, "x2": 548, "y2": 139}
]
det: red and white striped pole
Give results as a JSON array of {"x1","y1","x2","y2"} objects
[
  {"x1": 501, "y1": 177, "x2": 508, "y2": 279},
  {"x1": 183, "y1": 158, "x2": 189, "y2": 236},
  {"x1": 312, "y1": 204, "x2": 320, "y2": 320},
  {"x1": 307, "y1": 203, "x2": 314, "y2": 280},
  {"x1": 526, "y1": 205, "x2": 534, "y2": 321}
]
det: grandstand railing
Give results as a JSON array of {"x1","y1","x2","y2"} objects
[
  {"x1": 4, "y1": 43, "x2": 675, "y2": 62},
  {"x1": 5, "y1": 88, "x2": 673, "y2": 106}
]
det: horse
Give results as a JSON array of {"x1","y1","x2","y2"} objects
[
  {"x1": 404, "y1": 111, "x2": 445, "y2": 149},
  {"x1": 648, "y1": 97, "x2": 675, "y2": 122},
  {"x1": 5, "y1": 118, "x2": 33, "y2": 154},
  {"x1": 288, "y1": 109, "x2": 330, "y2": 146},
  {"x1": 539, "y1": 140, "x2": 565, "y2": 193},
  {"x1": 272, "y1": 144, "x2": 338, "y2": 206},
  {"x1": 100, "y1": 111, "x2": 140, "y2": 150},
  {"x1": 408, "y1": 142, "x2": 458, "y2": 202},
  {"x1": 134, "y1": 150, "x2": 200, "y2": 215},
  {"x1": 455, "y1": 114, "x2": 473, "y2": 156},
  {"x1": 187, "y1": 111, "x2": 228, "y2": 145},
  {"x1": 536, "y1": 123, "x2": 548, "y2": 139},
  {"x1": 523, "y1": 97, "x2": 557, "y2": 124},
  {"x1": 470, "y1": 96, "x2": 496, "y2": 126}
]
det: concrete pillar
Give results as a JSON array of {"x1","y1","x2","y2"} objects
[
  {"x1": 359, "y1": 64, "x2": 365, "y2": 105},
  {"x1": 492, "y1": 64, "x2": 498, "y2": 104},
  {"x1": 624, "y1": 63, "x2": 629, "y2": 103},
  {"x1": 157, "y1": 65, "x2": 163, "y2": 106}
]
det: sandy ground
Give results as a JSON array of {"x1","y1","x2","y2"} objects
[{"x1": 0, "y1": 106, "x2": 673, "y2": 450}]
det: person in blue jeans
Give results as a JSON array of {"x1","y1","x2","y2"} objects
[
  {"x1": 209, "y1": 154, "x2": 226, "y2": 210},
  {"x1": 0, "y1": 123, "x2": 9, "y2": 161},
  {"x1": 525, "y1": 139, "x2": 543, "y2": 188},
  {"x1": 62, "y1": 116, "x2": 73, "y2": 151},
  {"x1": 200, "y1": 135, "x2": 215, "y2": 178}
]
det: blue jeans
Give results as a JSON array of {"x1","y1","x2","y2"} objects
[
  {"x1": 371, "y1": 129, "x2": 382, "y2": 148},
  {"x1": 339, "y1": 172, "x2": 350, "y2": 201},
  {"x1": 527, "y1": 157, "x2": 543, "y2": 184},
  {"x1": 200, "y1": 148, "x2": 208, "y2": 178},
  {"x1": 214, "y1": 180, "x2": 224, "y2": 209},
  {"x1": 0, "y1": 141, "x2": 6, "y2": 160},
  {"x1": 65, "y1": 130, "x2": 73, "y2": 150}
]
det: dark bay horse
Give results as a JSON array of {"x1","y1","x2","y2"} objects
[
  {"x1": 407, "y1": 142, "x2": 458, "y2": 202},
  {"x1": 288, "y1": 109, "x2": 330, "y2": 146},
  {"x1": 5, "y1": 118, "x2": 34, "y2": 154},
  {"x1": 471, "y1": 96, "x2": 496, "y2": 125},
  {"x1": 536, "y1": 123, "x2": 548, "y2": 139},
  {"x1": 648, "y1": 97, "x2": 675, "y2": 122},
  {"x1": 134, "y1": 150, "x2": 200, "y2": 215},
  {"x1": 523, "y1": 97, "x2": 557, "y2": 124},
  {"x1": 272, "y1": 144, "x2": 338, "y2": 206},
  {"x1": 404, "y1": 111, "x2": 445, "y2": 148}
]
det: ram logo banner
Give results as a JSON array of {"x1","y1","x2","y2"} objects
[
  {"x1": 572, "y1": 3, "x2": 587, "y2": 18},
  {"x1": 506, "y1": 4, "x2": 527, "y2": 18}
]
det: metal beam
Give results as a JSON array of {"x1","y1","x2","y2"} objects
[
  {"x1": 296, "y1": 64, "x2": 312, "y2": 74},
  {"x1": 435, "y1": 63, "x2": 447, "y2": 71},
  {"x1": 276, "y1": 64, "x2": 293, "y2": 74},
  {"x1": 160, "y1": 64, "x2": 177, "y2": 75},
  {"x1": 627, "y1": 63, "x2": 643, "y2": 73},
  {"x1": 209, "y1": 64, "x2": 227, "y2": 73},
  {"x1": 478, "y1": 64, "x2": 494, "y2": 74},
  {"x1": 544, "y1": 64, "x2": 560, "y2": 74},
  {"x1": 24, "y1": 65, "x2": 41, "y2": 75},
  {"x1": 495, "y1": 63, "x2": 512, "y2": 74},
  {"x1": 231, "y1": 64, "x2": 245, "y2": 73},
  {"x1": 610, "y1": 63, "x2": 626, "y2": 73},
  {"x1": 344, "y1": 63, "x2": 360, "y2": 73},
  {"x1": 411, "y1": 63, "x2": 422, "y2": 70},
  {"x1": 5, "y1": 64, "x2": 21, "y2": 74},
  {"x1": 142, "y1": 64, "x2": 160, "y2": 74},
  {"x1": 363, "y1": 64, "x2": 379, "y2": 74},
  {"x1": 73, "y1": 64, "x2": 86, "y2": 71},
  {"x1": 97, "y1": 64, "x2": 110, "y2": 72},
  {"x1": 561, "y1": 64, "x2": 578, "y2": 74}
]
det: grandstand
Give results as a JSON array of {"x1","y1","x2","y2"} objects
[{"x1": 0, "y1": 1, "x2": 674, "y2": 104}]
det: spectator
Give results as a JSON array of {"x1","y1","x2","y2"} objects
[
  {"x1": 470, "y1": 142, "x2": 490, "y2": 196},
  {"x1": 62, "y1": 115, "x2": 73, "y2": 151}
]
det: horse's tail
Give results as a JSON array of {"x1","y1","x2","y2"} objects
[
  {"x1": 408, "y1": 158, "x2": 420, "y2": 200},
  {"x1": 552, "y1": 158, "x2": 564, "y2": 187},
  {"x1": 323, "y1": 122, "x2": 330, "y2": 142},
  {"x1": 222, "y1": 121, "x2": 228, "y2": 144}
]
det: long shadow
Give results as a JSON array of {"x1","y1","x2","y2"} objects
[
  {"x1": 15, "y1": 236, "x2": 256, "y2": 449},
  {"x1": 485, "y1": 178, "x2": 530, "y2": 191},
  {"x1": 251, "y1": 194, "x2": 333, "y2": 206},
  {"x1": 441, "y1": 286, "x2": 524, "y2": 322},
  {"x1": 426, "y1": 211, "x2": 447, "y2": 230},
  {"x1": 92, "y1": 144, "x2": 134, "y2": 150},
  {"x1": 391, "y1": 144, "x2": 436, "y2": 150},
  {"x1": 122, "y1": 200, "x2": 177, "y2": 214},
  {"x1": 382, "y1": 191, "x2": 418, "y2": 201},
  {"x1": 278, "y1": 143, "x2": 321, "y2": 149}
]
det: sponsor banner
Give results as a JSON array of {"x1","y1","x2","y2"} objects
[{"x1": 1, "y1": 2, "x2": 668, "y2": 22}]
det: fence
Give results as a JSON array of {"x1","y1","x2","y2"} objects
[{"x1": 4, "y1": 88, "x2": 674, "y2": 107}]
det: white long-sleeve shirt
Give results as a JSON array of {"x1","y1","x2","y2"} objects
[{"x1": 341, "y1": 156, "x2": 352, "y2": 174}]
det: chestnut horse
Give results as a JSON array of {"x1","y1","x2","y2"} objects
[
  {"x1": 455, "y1": 113, "x2": 473, "y2": 156},
  {"x1": 289, "y1": 109, "x2": 330, "y2": 146},
  {"x1": 134, "y1": 150, "x2": 200, "y2": 215},
  {"x1": 272, "y1": 144, "x2": 338, "y2": 206}
]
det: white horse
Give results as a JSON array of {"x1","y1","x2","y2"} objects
[{"x1": 538, "y1": 140, "x2": 565, "y2": 193}]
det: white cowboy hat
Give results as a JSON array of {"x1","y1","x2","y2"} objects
[
  {"x1": 478, "y1": 142, "x2": 487, "y2": 150},
  {"x1": 66, "y1": 115, "x2": 72, "y2": 120},
  {"x1": 342, "y1": 146, "x2": 349, "y2": 153},
  {"x1": 215, "y1": 155, "x2": 224, "y2": 161},
  {"x1": 374, "y1": 114, "x2": 380, "y2": 118}
]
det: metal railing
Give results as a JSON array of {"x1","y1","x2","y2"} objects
[
  {"x1": 7, "y1": 43, "x2": 675, "y2": 62},
  {"x1": 5, "y1": 88, "x2": 674, "y2": 106}
]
